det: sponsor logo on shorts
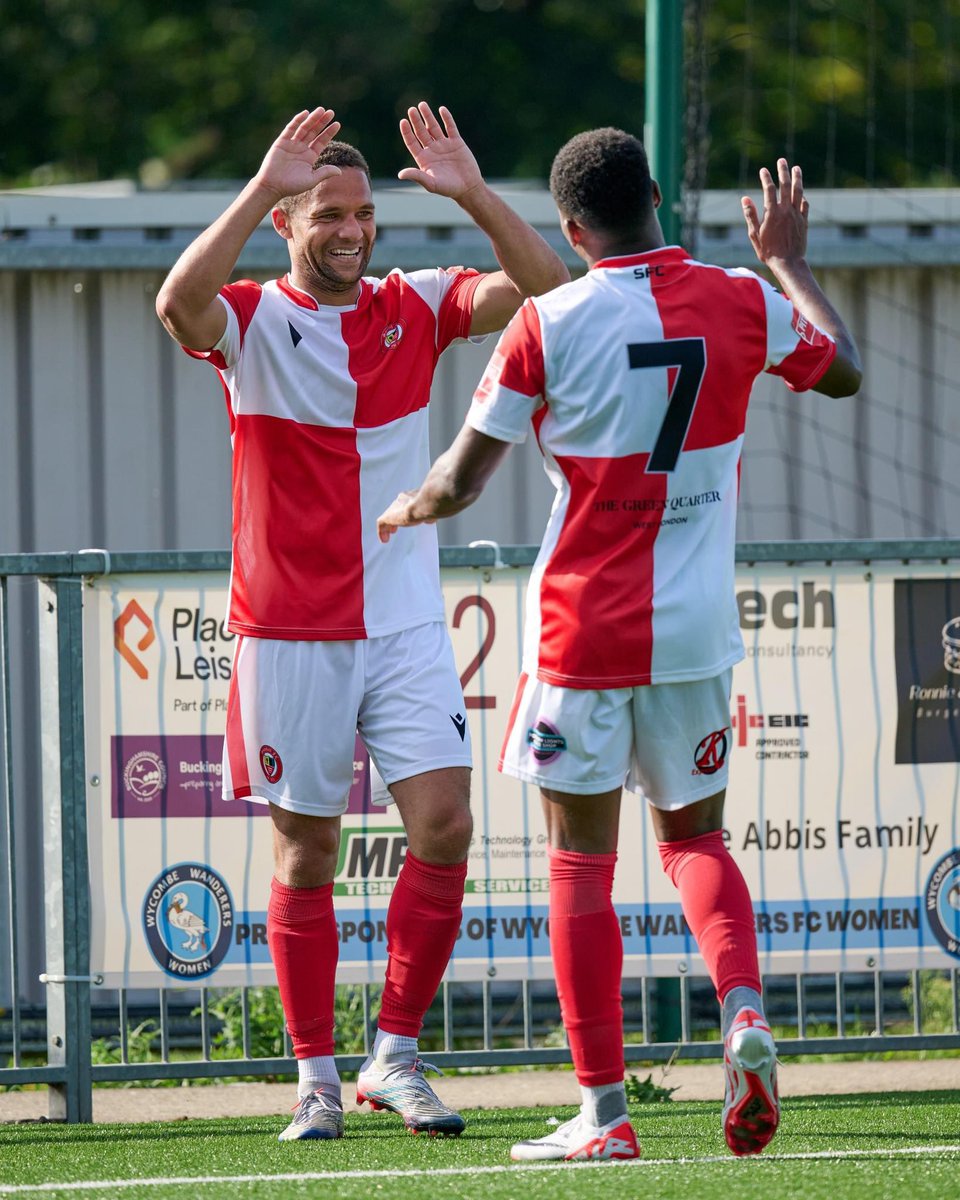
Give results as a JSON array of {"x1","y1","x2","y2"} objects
[
  {"x1": 450, "y1": 712, "x2": 467, "y2": 742},
  {"x1": 142, "y1": 863, "x2": 234, "y2": 979},
  {"x1": 259, "y1": 745, "x2": 283, "y2": 784},
  {"x1": 693, "y1": 728, "x2": 729, "y2": 776},
  {"x1": 381, "y1": 321, "x2": 405, "y2": 350},
  {"x1": 526, "y1": 719, "x2": 567, "y2": 764},
  {"x1": 123, "y1": 750, "x2": 167, "y2": 801},
  {"x1": 925, "y1": 848, "x2": 960, "y2": 959}
]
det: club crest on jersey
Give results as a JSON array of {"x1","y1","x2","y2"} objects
[
  {"x1": 259, "y1": 745, "x2": 283, "y2": 784},
  {"x1": 526, "y1": 719, "x2": 567, "y2": 764},
  {"x1": 381, "y1": 321, "x2": 405, "y2": 350},
  {"x1": 693, "y1": 728, "x2": 729, "y2": 775}
]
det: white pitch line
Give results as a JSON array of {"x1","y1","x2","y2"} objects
[{"x1": 1, "y1": 1146, "x2": 959, "y2": 1195}]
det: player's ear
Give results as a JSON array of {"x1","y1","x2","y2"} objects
[
  {"x1": 651, "y1": 180, "x2": 663, "y2": 210},
  {"x1": 559, "y1": 215, "x2": 583, "y2": 249},
  {"x1": 272, "y1": 207, "x2": 294, "y2": 240}
]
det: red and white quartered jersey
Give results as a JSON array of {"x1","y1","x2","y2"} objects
[
  {"x1": 467, "y1": 246, "x2": 836, "y2": 688},
  {"x1": 189, "y1": 268, "x2": 481, "y2": 639}
]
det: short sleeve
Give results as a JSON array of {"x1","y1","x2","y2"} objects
[
  {"x1": 466, "y1": 301, "x2": 545, "y2": 445},
  {"x1": 181, "y1": 280, "x2": 263, "y2": 370},
  {"x1": 758, "y1": 276, "x2": 837, "y2": 393}
]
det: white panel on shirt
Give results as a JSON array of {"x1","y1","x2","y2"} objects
[
  {"x1": 650, "y1": 438, "x2": 745, "y2": 680},
  {"x1": 240, "y1": 283, "x2": 359, "y2": 426},
  {"x1": 357, "y1": 410, "x2": 445, "y2": 637}
]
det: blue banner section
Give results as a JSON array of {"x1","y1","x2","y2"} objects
[{"x1": 221, "y1": 896, "x2": 932, "y2": 969}]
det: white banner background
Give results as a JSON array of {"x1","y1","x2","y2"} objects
[{"x1": 83, "y1": 561, "x2": 960, "y2": 987}]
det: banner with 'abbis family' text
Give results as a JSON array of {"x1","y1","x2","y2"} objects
[{"x1": 83, "y1": 560, "x2": 960, "y2": 987}]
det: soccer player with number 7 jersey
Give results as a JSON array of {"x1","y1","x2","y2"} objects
[{"x1": 378, "y1": 127, "x2": 862, "y2": 1162}]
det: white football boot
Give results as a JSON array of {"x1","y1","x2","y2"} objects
[
  {"x1": 510, "y1": 1111, "x2": 640, "y2": 1162},
  {"x1": 277, "y1": 1089, "x2": 345, "y2": 1142},
  {"x1": 722, "y1": 1006, "x2": 780, "y2": 1155},
  {"x1": 356, "y1": 1049, "x2": 465, "y2": 1136}
]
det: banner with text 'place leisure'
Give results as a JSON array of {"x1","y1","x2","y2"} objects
[{"x1": 84, "y1": 563, "x2": 960, "y2": 987}]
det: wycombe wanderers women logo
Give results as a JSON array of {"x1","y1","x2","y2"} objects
[
  {"x1": 142, "y1": 863, "x2": 234, "y2": 979},
  {"x1": 924, "y1": 848, "x2": 960, "y2": 959}
]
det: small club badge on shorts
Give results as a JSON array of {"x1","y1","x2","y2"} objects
[{"x1": 260, "y1": 744, "x2": 283, "y2": 784}]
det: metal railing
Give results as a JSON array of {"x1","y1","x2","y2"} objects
[{"x1": 1, "y1": 541, "x2": 959, "y2": 1122}]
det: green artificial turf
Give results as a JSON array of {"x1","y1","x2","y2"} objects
[{"x1": 0, "y1": 1092, "x2": 958, "y2": 1200}]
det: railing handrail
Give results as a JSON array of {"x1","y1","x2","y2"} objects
[{"x1": 1, "y1": 537, "x2": 959, "y2": 579}]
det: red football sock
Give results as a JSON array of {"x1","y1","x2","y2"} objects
[
  {"x1": 267, "y1": 878, "x2": 339, "y2": 1058},
  {"x1": 378, "y1": 852, "x2": 468, "y2": 1038},
  {"x1": 658, "y1": 831, "x2": 761, "y2": 1001},
  {"x1": 548, "y1": 846, "x2": 624, "y2": 1087}
]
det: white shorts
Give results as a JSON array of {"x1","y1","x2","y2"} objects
[
  {"x1": 499, "y1": 669, "x2": 733, "y2": 810},
  {"x1": 223, "y1": 621, "x2": 472, "y2": 817}
]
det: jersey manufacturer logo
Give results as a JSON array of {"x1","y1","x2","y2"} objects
[
  {"x1": 450, "y1": 712, "x2": 467, "y2": 742},
  {"x1": 142, "y1": 862, "x2": 234, "y2": 980},
  {"x1": 526, "y1": 719, "x2": 567, "y2": 764},
  {"x1": 287, "y1": 321, "x2": 303, "y2": 348},
  {"x1": 381, "y1": 321, "x2": 405, "y2": 350},
  {"x1": 924, "y1": 848, "x2": 960, "y2": 958},
  {"x1": 693, "y1": 728, "x2": 729, "y2": 775},
  {"x1": 259, "y1": 745, "x2": 283, "y2": 784}
]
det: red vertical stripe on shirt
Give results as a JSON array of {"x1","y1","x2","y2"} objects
[
  {"x1": 537, "y1": 453, "x2": 664, "y2": 687},
  {"x1": 225, "y1": 638, "x2": 251, "y2": 798},
  {"x1": 649, "y1": 267, "x2": 764, "y2": 453},
  {"x1": 230, "y1": 415, "x2": 365, "y2": 637},
  {"x1": 347, "y1": 285, "x2": 438, "y2": 428}
]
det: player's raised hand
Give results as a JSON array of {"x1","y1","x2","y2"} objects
[
  {"x1": 397, "y1": 103, "x2": 484, "y2": 200},
  {"x1": 254, "y1": 108, "x2": 342, "y2": 202},
  {"x1": 742, "y1": 158, "x2": 809, "y2": 265}
]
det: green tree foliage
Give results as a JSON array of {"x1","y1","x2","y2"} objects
[{"x1": 1, "y1": 0, "x2": 956, "y2": 189}]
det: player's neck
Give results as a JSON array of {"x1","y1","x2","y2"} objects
[
  {"x1": 581, "y1": 222, "x2": 667, "y2": 268},
  {"x1": 288, "y1": 268, "x2": 361, "y2": 308}
]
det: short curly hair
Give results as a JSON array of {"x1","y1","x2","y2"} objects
[
  {"x1": 275, "y1": 141, "x2": 371, "y2": 216},
  {"x1": 549, "y1": 128, "x2": 653, "y2": 236}
]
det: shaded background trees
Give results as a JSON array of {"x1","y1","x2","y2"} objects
[{"x1": 1, "y1": 0, "x2": 957, "y2": 189}]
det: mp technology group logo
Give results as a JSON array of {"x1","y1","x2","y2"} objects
[
  {"x1": 142, "y1": 863, "x2": 234, "y2": 979},
  {"x1": 894, "y1": 579, "x2": 960, "y2": 764},
  {"x1": 925, "y1": 849, "x2": 960, "y2": 959}
]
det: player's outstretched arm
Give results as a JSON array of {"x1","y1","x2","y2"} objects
[
  {"x1": 377, "y1": 426, "x2": 511, "y2": 543},
  {"x1": 742, "y1": 158, "x2": 862, "y2": 398},
  {"x1": 398, "y1": 102, "x2": 569, "y2": 336},
  {"x1": 156, "y1": 108, "x2": 341, "y2": 351}
]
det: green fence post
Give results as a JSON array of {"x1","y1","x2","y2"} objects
[
  {"x1": 40, "y1": 575, "x2": 93, "y2": 1123},
  {"x1": 645, "y1": 0, "x2": 684, "y2": 247}
]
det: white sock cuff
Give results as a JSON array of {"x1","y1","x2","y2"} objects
[
  {"x1": 373, "y1": 1029, "x2": 419, "y2": 1061},
  {"x1": 297, "y1": 1054, "x2": 341, "y2": 1097}
]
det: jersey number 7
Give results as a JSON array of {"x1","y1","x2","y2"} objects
[{"x1": 627, "y1": 338, "x2": 707, "y2": 473}]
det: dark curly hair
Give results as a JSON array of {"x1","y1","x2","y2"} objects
[
  {"x1": 549, "y1": 128, "x2": 653, "y2": 236},
  {"x1": 276, "y1": 141, "x2": 371, "y2": 216}
]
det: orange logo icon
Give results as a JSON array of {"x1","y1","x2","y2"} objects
[{"x1": 115, "y1": 599, "x2": 156, "y2": 680}]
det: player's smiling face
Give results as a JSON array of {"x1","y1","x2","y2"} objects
[{"x1": 281, "y1": 168, "x2": 376, "y2": 303}]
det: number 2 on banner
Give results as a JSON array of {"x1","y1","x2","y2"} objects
[{"x1": 453, "y1": 595, "x2": 496, "y2": 709}]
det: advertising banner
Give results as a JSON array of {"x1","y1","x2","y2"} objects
[{"x1": 84, "y1": 560, "x2": 960, "y2": 987}]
